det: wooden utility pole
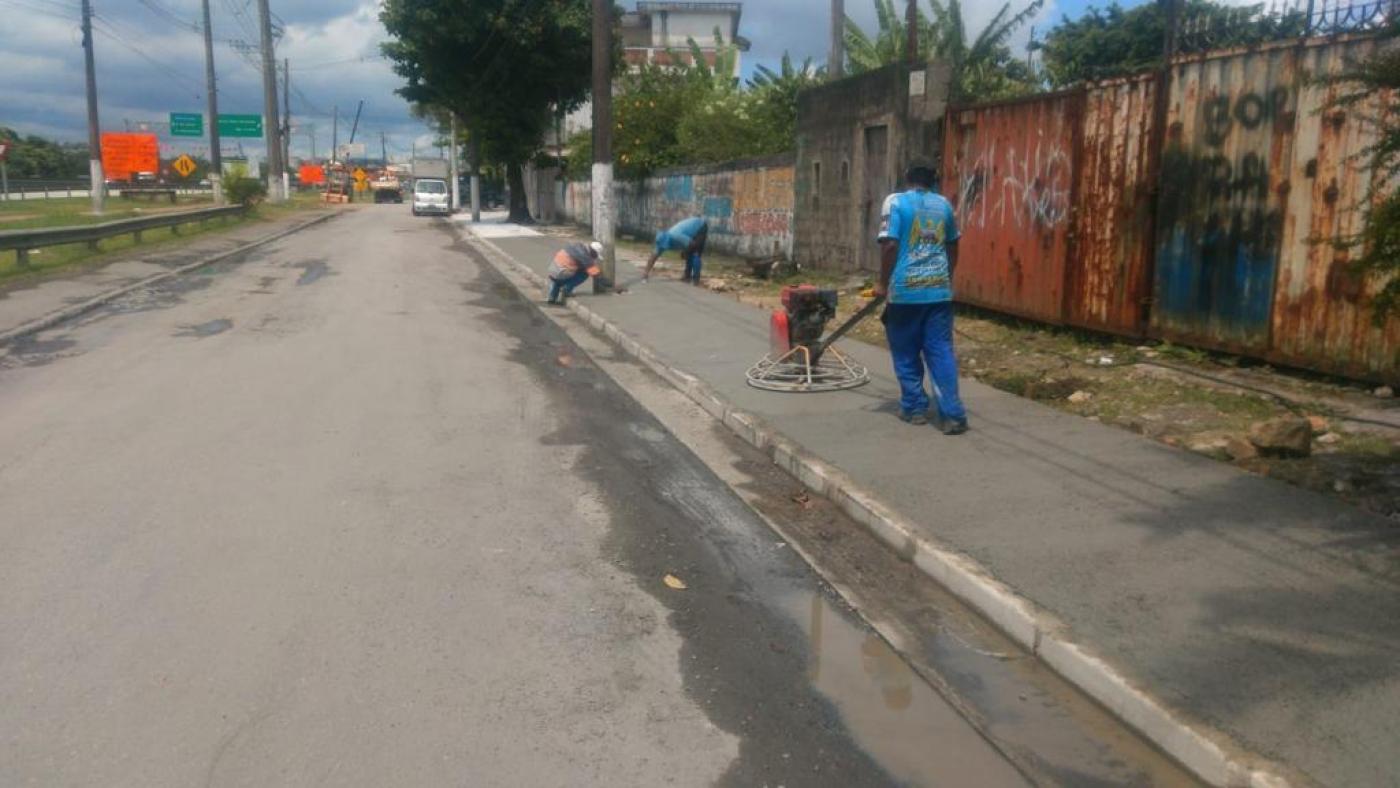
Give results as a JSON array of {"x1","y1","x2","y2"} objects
[
  {"x1": 255, "y1": 0, "x2": 283, "y2": 201},
  {"x1": 830, "y1": 0, "x2": 844, "y2": 79},
  {"x1": 906, "y1": 0, "x2": 920, "y2": 65},
  {"x1": 201, "y1": 0, "x2": 223, "y2": 203},
  {"x1": 591, "y1": 0, "x2": 615, "y2": 290},
  {"x1": 81, "y1": 0, "x2": 105, "y2": 214},
  {"x1": 331, "y1": 104, "x2": 338, "y2": 162}
]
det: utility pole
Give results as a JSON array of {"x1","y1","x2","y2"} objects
[
  {"x1": 201, "y1": 0, "x2": 223, "y2": 204},
  {"x1": 255, "y1": 0, "x2": 283, "y2": 201},
  {"x1": 470, "y1": 134, "x2": 481, "y2": 222},
  {"x1": 331, "y1": 104, "x2": 338, "y2": 163},
  {"x1": 81, "y1": 0, "x2": 105, "y2": 214},
  {"x1": 830, "y1": 0, "x2": 844, "y2": 79},
  {"x1": 590, "y1": 0, "x2": 615, "y2": 290},
  {"x1": 380, "y1": 131, "x2": 387, "y2": 164},
  {"x1": 282, "y1": 57, "x2": 291, "y2": 197},
  {"x1": 449, "y1": 113, "x2": 461, "y2": 212},
  {"x1": 905, "y1": 0, "x2": 919, "y2": 65}
]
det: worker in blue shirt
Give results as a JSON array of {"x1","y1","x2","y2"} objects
[
  {"x1": 643, "y1": 216, "x2": 708, "y2": 284},
  {"x1": 874, "y1": 163, "x2": 968, "y2": 435}
]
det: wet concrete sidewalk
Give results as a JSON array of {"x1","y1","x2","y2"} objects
[
  {"x1": 477, "y1": 222, "x2": 1400, "y2": 787},
  {"x1": 0, "y1": 210, "x2": 333, "y2": 337}
]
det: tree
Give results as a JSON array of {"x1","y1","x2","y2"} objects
[
  {"x1": 0, "y1": 128, "x2": 88, "y2": 180},
  {"x1": 1319, "y1": 24, "x2": 1400, "y2": 321},
  {"x1": 1035, "y1": 1, "x2": 1308, "y2": 88},
  {"x1": 380, "y1": 0, "x2": 594, "y2": 222},
  {"x1": 843, "y1": 0, "x2": 1043, "y2": 100}
]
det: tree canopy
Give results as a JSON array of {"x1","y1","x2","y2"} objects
[
  {"x1": 1035, "y1": 1, "x2": 1309, "y2": 88},
  {"x1": 380, "y1": 0, "x2": 594, "y2": 220},
  {"x1": 0, "y1": 128, "x2": 88, "y2": 180},
  {"x1": 843, "y1": 0, "x2": 1042, "y2": 100}
]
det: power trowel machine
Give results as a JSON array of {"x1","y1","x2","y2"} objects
[{"x1": 745, "y1": 285, "x2": 885, "y2": 392}]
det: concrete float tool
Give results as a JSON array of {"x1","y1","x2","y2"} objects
[{"x1": 746, "y1": 285, "x2": 884, "y2": 392}]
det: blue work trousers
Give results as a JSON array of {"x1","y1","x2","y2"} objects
[
  {"x1": 682, "y1": 252, "x2": 703, "y2": 281},
  {"x1": 548, "y1": 270, "x2": 590, "y2": 302},
  {"x1": 882, "y1": 301, "x2": 966, "y2": 421}
]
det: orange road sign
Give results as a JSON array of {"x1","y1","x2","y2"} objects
[
  {"x1": 298, "y1": 163, "x2": 325, "y2": 185},
  {"x1": 171, "y1": 153, "x2": 197, "y2": 178},
  {"x1": 100, "y1": 133, "x2": 159, "y2": 180},
  {"x1": 352, "y1": 167, "x2": 367, "y2": 184}
]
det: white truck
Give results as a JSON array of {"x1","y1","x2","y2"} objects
[{"x1": 410, "y1": 158, "x2": 452, "y2": 217}]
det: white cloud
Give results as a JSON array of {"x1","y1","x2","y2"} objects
[{"x1": 0, "y1": 0, "x2": 430, "y2": 161}]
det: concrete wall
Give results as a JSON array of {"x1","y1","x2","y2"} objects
[
  {"x1": 792, "y1": 61, "x2": 952, "y2": 273},
  {"x1": 559, "y1": 154, "x2": 795, "y2": 259}
]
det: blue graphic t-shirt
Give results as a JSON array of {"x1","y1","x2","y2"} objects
[
  {"x1": 877, "y1": 189, "x2": 959, "y2": 304},
  {"x1": 655, "y1": 216, "x2": 707, "y2": 254}
]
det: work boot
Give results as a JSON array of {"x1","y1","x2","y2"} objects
[
  {"x1": 938, "y1": 417, "x2": 969, "y2": 435},
  {"x1": 898, "y1": 410, "x2": 929, "y2": 426}
]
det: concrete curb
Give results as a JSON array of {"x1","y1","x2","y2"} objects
[
  {"x1": 0, "y1": 210, "x2": 341, "y2": 346},
  {"x1": 462, "y1": 229, "x2": 1296, "y2": 788}
]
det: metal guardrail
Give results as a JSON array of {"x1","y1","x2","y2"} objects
[{"x1": 0, "y1": 204, "x2": 247, "y2": 267}]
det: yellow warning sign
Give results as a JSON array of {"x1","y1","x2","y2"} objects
[
  {"x1": 352, "y1": 167, "x2": 367, "y2": 184},
  {"x1": 172, "y1": 153, "x2": 197, "y2": 179}
]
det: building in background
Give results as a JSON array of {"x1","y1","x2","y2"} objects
[
  {"x1": 554, "y1": 2, "x2": 748, "y2": 144},
  {"x1": 620, "y1": 2, "x2": 747, "y2": 76}
]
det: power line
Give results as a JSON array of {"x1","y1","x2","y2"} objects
[
  {"x1": 135, "y1": 0, "x2": 200, "y2": 33},
  {"x1": 91, "y1": 13, "x2": 204, "y2": 98}
]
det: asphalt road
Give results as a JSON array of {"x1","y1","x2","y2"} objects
[{"x1": 0, "y1": 206, "x2": 1033, "y2": 787}]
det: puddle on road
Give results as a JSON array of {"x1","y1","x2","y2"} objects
[
  {"x1": 0, "y1": 334, "x2": 80, "y2": 368},
  {"x1": 781, "y1": 592, "x2": 1031, "y2": 788},
  {"x1": 174, "y1": 318, "x2": 232, "y2": 338},
  {"x1": 296, "y1": 261, "x2": 331, "y2": 286}
]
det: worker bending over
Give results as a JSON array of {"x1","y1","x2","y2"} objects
[
  {"x1": 547, "y1": 241, "x2": 605, "y2": 305},
  {"x1": 874, "y1": 163, "x2": 968, "y2": 435},
  {"x1": 643, "y1": 216, "x2": 708, "y2": 284}
]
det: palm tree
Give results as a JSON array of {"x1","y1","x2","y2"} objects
[{"x1": 844, "y1": 0, "x2": 1043, "y2": 100}]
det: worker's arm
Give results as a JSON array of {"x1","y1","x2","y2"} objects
[
  {"x1": 875, "y1": 239, "x2": 898, "y2": 298},
  {"x1": 947, "y1": 240, "x2": 959, "y2": 278},
  {"x1": 642, "y1": 251, "x2": 661, "y2": 280}
]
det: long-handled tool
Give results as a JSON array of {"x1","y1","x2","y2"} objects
[{"x1": 746, "y1": 286, "x2": 883, "y2": 392}]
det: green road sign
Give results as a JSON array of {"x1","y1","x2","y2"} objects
[
  {"x1": 217, "y1": 114, "x2": 263, "y2": 138},
  {"x1": 169, "y1": 112, "x2": 203, "y2": 137}
]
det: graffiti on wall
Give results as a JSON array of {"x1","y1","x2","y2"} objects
[
  {"x1": 559, "y1": 163, "x2": 795, "y2": 258},
  {"x1": 1154, "y1": 84, "x2": 1295, "y2": 343},
  {"x1": 956, "y1": 138, "x2": 1073, "y2": 232}
]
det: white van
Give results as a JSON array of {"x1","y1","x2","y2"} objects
[{"x1": 411, "y1": 178, "x2": 450, "y2": 216}]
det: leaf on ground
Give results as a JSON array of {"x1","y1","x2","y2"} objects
[
  {"x1": 791, "y1": 491, "x2": 812, "y2": 508},
  {"x1": 663, "y1": 574, "x2": 687, "y2": 590}
]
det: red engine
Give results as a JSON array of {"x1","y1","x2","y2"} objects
[{"x1": 769, "y1": 285, "x2": 838, "y2": 356}]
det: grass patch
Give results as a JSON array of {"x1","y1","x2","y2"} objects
[
  {"x1": 0, "y1": 195, "x2": 214, "y2": 230},
  {"x1": 0, "y1": 191, "x2": 326, "y2": 284}
]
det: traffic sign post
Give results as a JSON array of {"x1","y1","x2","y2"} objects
[
  {"x1": 217, "y1": 114, "x2": 263, "y2": 138},
  {"x1": 170, "y1": 113, "x2": 203, "y2": 137},
  {"x1": 352, "y1": 167, "x2": 368, "y2": 193},
  {"x1": 0, "y1": 141, "x2": 8, "y2": 202}
]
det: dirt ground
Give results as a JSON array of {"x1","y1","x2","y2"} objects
[{"x1": 543, "y1": 225, "x2": 1400, "y2": 522}]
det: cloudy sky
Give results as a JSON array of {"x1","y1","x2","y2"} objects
[{"x1": 0, "y1": 0, "x2": 1121, "y2": 163}]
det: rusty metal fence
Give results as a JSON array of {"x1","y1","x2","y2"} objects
[{"x1": 941, "y1": 34, "x2": 1398, "y2": 381}]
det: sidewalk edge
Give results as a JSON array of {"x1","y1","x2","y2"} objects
[
  {"x1": 463, "y1": 228, "x2": 1295, "y2": 788},
  {"x1": 0, "y1": 210, "x2": 341, "y2": 346}
]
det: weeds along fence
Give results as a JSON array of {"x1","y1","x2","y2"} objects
[{"x1": 941, "y1": 32, "x2": 1399, "y2": 382}]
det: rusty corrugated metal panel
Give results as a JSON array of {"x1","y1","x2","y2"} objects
[
  {"x1": 1066, "y1": 76, "x2": 1158, "y2": 337},
  {"x1": 943, "y1": 93, "x2": 1081, "y2": 324},
  {"x1": 1272, "y1": 38, "x2": 1400, "y2": 381},
  {"x1": 1151, "y1": 46, "x2": 1299, "y2": 353}
]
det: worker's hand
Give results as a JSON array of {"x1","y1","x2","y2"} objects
[{"x1": 872, "y1": 283, "x2": 888, "y2": 298}]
